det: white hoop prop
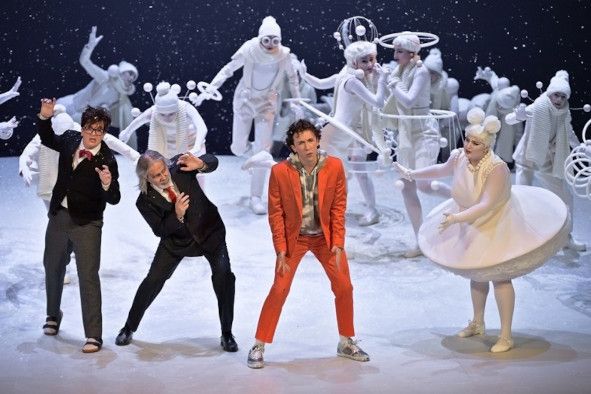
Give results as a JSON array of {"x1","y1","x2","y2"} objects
[
  {"x1": 283, "y1": 98, "x2": 311, "y2": 103},
  {"x1": 196, "y1": 81, "x2": 222, "y2": 102},
  {"x1": 564, "y1": 143, "x2": 591, "y2": 200},
  {"x1": 582, "y1": 118, "x2": 591, "y2": 143},
  {"x1": 334, "y1": 16, "x2": 379, "y2": 50},
  {"x1": 377, "y1": 31, "x2": 439, "y2": 49}
]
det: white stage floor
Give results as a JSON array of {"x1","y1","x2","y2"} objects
[{"x1": 0, "y1": 155, "x2": 590, "y2": 394}]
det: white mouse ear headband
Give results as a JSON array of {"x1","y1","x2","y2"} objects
[{"x1": 465, "y1": 107, "x2": 500, "y2": 147}]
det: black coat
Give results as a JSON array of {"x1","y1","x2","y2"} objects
[
  {"x1": 136, "y1": 153, "x2": 226, "y2": 254},
  {"x1": 37, "y1": 118, "x2": 121, "y2": 225}
]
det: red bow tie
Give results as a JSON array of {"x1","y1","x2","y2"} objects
[{"x1": 79, "y1": 149, "x2": 94, "y2": 160}]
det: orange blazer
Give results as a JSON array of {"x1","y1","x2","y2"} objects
[{"x1": 268, "y1": 155, "x2": 347, "y2": 257}]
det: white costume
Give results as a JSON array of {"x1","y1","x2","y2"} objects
[
  {"x1": 384, "y1": 34, "x2": 451, "y2": 255},
  {"x1": 485, "y1": 85, "x2": 522, "y2": 163},
  {"x1": 119, "y1": 83, "x2": 208, "y2": 187},
  {"x1": 418, "y1": 149, "x2": 568, "y2": 281},
  {"x1": 303, "y1": 41, "x2": 387, "y2": 225},
  {"x1": 399, "y1": 108, "x2": 568, "y2": 353},
  {"x1": 19, "y1": 105, "x2": 139, "y2": 208},
  {"x1": 57, "y1": 27, "x2": 138, "y2": 145},
  {"x1": 423, "y1": 49, "x2": 459, "y2": 113},
  {"x1": 206, "y1": 16, "x2": 300, "y2": 214},
  {"x1": 506, "y1": 70, "x2": 583, "y2": 250}
]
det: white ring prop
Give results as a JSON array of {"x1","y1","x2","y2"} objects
[
  {"x1": 582, "y1": 118, "x2": 591, "y2": 142},
  {"x1": 564, "y1": 144, "x2": 591, "y2": 199},
  {"x1": 197, "y1": 81, "x2": 222, "y2": 101},
  {"x1": 377, "y1": 31, "x2": 439, "y2": 49}
]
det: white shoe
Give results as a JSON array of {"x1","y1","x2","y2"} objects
[
  {"x1": 403, "y1": 246, "x2": 422, "y2": 258},
  {"x1": 241, "y1": 151, "x2": 276, "y2": 170},
  {"x1": 565, "y1": 235, "x2": 587, "y2": 252},
  {"x1": 358, "y1": 208, "x2": 379, "y2": 226},
  {"x1": 490, "y1": 336, "x2": 513, "y2": 353},
  {"x1": 457, "y1": 320, "x2": 485, "y2": 338},
  {"x1": 249, "y1": 197, "x2": 266, "y2": 215}
]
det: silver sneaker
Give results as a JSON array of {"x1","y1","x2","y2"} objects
[
  {"x1": 247, "y1": 344, "x2": 265, "y2": 369},
  {"x1": 457, "y1": 320, "x2": 485, "y2": 338},
  {"x1": 337, "y1": 338, "x2": 370, "y2": 362}
]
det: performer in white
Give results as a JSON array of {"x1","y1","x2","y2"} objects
[
  {"x1": 423, "y1": 49, "x2": 458, "y2": 113},
  {"x1": 0, "y1": 76, "x2": 21, "y2": 140},
  {"x1": 396, "y1": 108, "x2": 569, "y2": 353},
  {"x1": 193, "y1": 16, "x2": 301, "y2": 214},
  {"x1": 302, "y1": 41, "x2": 388, "y2": 226},
  {"x1": 506, "y1": 70, "x2": 586, "y2": 251},
  {"x1": 485, "y1": 85, "x2": 522, "y2": 164},
  {"x1": 57, "y1": 26, "x2": 138, "y2": 145},
  {"x1": 383, "y1": 33, "x2": 451, "y2": 257},
  {"x1": 119, "y1": 82, "x2": 208, "y2": 186}
]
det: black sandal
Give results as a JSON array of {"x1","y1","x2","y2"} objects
[
  {"x1": 43, "y1": 310, "x2": 63, "y2": 336},
  {"x1": 82, "y1": 337, "x2": 103, "y2": 353}
]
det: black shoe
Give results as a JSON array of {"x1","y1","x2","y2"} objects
[
  {"x1": 115, "y1": 325, "x2": 133, "y2": 346},
  {"x1": 221, "y1": 332, "x2": 238, "y2": 352}
]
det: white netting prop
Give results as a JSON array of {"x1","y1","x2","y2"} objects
[
  {"x1": 333, "y1": 16, "x2": 379, "y2": 50},
  {"x1": 564, "y1": 118, "x2": 591, "y2": 200}
]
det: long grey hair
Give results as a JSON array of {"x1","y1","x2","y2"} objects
[{"x1": 136, "y1": 150, "x2": 170, "y2": 194}]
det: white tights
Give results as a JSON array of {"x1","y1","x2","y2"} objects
[{"x1": 470, "y1": 280, "x2": 515, "y2": 339}]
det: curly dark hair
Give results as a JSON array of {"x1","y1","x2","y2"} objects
[
  {"x1": 285, "y1": 119, "x2": 321, "y2": 152},
  {"x1": 81, "y1": 106, "x2": 112, "y2": 131}
]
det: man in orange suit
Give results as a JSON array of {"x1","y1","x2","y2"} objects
[{"x1": 246, "y1": 119, "x2": 370, "y2": 369}]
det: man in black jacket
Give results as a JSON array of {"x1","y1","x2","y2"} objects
[
  {"x1": 115, "y1": 150, "x2": 237, "y2": 352},
  {"x1": 38, "y1": 98, "x2": 120, "y2": 353}
]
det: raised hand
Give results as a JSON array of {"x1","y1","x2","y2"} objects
[
  {"x1": 86, "y1": 26, "x2": 104, "y2": 50},
  {"x1": 40, "y1": 98, "x2": 56, "y2": 118}
]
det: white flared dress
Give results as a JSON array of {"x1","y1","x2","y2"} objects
[{"x1": 418, "y1": 149, "x2": 569, "y2": 282}]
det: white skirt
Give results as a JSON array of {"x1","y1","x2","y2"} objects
[{"x1": 418, "y1": 185, "x2": 569, "y2": 281}]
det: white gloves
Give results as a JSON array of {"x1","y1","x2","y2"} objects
[
  {"x1": 514, "y1": 103, "x2": 531, "y2": 122},
  {"x1": 118, "y1": 127, "x2": 132, "y2": 143},
  {"x1": 474, "y1": 66, "x2": 493, "y2": 82},
  {"x1": 0, "y1": 77, "x2": 21, "y2": 105},
  {"x1": 19, "y1": 162, "x2": 33, "y2": 186},
  {"x1": 0, "y1": 116, "x2": 19, "y2": 140},
  {"x1": 85, "y1": 26, "x2": 103, "y2": 51},
  {"x1": 394, "y1": 161, "x2": 413, "y2": 181}
]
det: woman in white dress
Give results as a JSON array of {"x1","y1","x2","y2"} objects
[{"x1": 396, "y1": 108, "x2": 569, "y2": 353}]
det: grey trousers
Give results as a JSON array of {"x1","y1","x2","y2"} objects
[{"x1": 44, "y1": 208, "x2": 103, "y2": 338}]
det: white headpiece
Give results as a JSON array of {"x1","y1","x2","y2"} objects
[
  {"x1": 344, "y1": 41, "x2": 377, "y2": 67},
  {"x1": 155, "y1": 82, "x2": 180, "y2": 113},
  {"x1": 393, "y1": 32, "x2": 421, "y2": 53},
  {"x1": 546, "y1": 70, "x2": 571, "y2": 99},
  {"x1": 51, "y1": 104, "x2": 78, "y2": 135},
  {"x1": 258, "y1": 16, "x2": 281, "y2": 39},
  {"x1": 496, "y1": 86, "x2": 520, "y2": 110},
  {"x1": 118, "y1": 61, "x2": 138, "y2": 81},
  {"x1": 423, "y1": 48, "x2": 443, "y2": 74},
  {"x1": 465, "y1": 107, "x2": 501, "y2": 147}
]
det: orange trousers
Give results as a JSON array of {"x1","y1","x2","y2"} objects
[{"x1": 255, "y1": 234, "x2": 355, "y2": 343}]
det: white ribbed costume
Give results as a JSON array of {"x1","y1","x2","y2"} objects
[
  {"x1": 507, "y1": 94, "x2": 580, "y2": 217},
  {"x1": 485, "y1": 86, "x2": 522, "y2": 163}
]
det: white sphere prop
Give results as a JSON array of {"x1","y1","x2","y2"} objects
[
  {"x1": 171, "y1": 84, "x2": 181, "y2": 95},
  {"x1": 535, "y1": 81, "x2": 543, "y2": 89},
  {"x1": 355, "y1": 25, "x2": 366, "y2": 36},
  {"x1": 130, "y1": 107, "x2": 141, "y2": 118},
  {"x1": 584, "y1": 104, "x2": 591, "y2": 113},
  {"x1": 439, "y1": 137, "x2": 448, "y2": 148},
  {"x1": 189, "y1": 92, "x2": 198, "y2": 101},
  {"x1": 186, "y1": 80, "x2": 196, "y2": 90},
  {"x1": 520, "y1": 89, "x2": 528, "y2": 98},
  {"x1": 394, "y1": 179, "x2": 405, "y2": 190},
  {"x1": 143, "y1": 83, "x2": 153, "y2": 93}
]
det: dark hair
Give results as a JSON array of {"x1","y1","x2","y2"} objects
[
  {"x1": 136, "y1": 150, "x2": 169, "y2": 193},
  {"x1": 285, "y1": 119, "x2": 321, "y2": 152},
  {"x1": 81, "y1": 106, "x2": 112, "y2": 131}
]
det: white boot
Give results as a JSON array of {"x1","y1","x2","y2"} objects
[
  {"x1": 566, "y1": 234, "x2": 587, "y2": 252},
  {"x1": 358, "y1": 207, "x2": 379, "y2": 226},
  {"x1": 250, "y1": 196, "x2": 266, "y2": 215}
]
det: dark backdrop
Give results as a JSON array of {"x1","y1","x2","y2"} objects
[{"x1": 1, "y1": 0, "x2": 589, "y2": 156}]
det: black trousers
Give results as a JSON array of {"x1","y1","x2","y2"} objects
[{"x1": 124, "y1": 239, "x2": 235, "y2": 334}]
